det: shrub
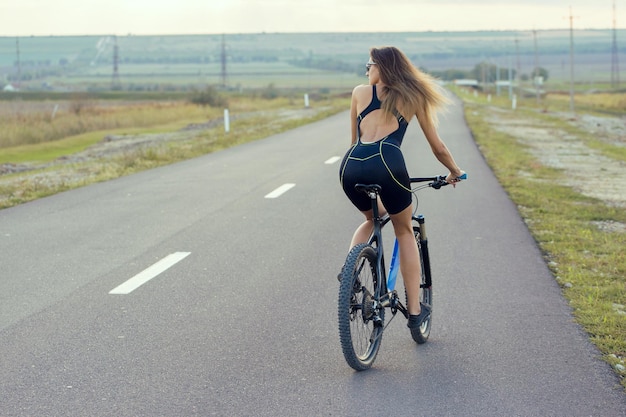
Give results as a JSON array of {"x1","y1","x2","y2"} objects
[
  {"x1": 260, "y1": 83, "x2": 279, "y2": 100},
  {"x1": 189, "y1": 86, "x2": 228, "y2": 107}
]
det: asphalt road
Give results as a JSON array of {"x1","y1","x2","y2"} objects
[{"x1": 1, "y1": 99, "x2": 624, "y2": 416}]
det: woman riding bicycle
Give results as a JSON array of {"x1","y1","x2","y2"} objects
[{"x1": 339, "y1": 46, "x2": 464, "y2": 331}]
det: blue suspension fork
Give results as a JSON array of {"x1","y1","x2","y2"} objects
[
  {"x1": 386, "y1": 215, "x2": 427, "y2": 317},
  {"x1": 381, "y1": 238, "x2": 407, "y2": 320},
  {"x1": 387, "y1": 240, "x2": 400, "y2": 291},
  {"x1": 389, "y1": 214, "x2": 426, "y2": 290}
]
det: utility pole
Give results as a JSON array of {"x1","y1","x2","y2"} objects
[
  {"x1": 496, "y1": 62, "x2": 501, "y2": 96},
  {"x1": 568, "y1": 6, "x2": 576, "y2": 113},
  {"x1": 611, "y1": 0, "x2": 620, "y2": 88},
  {"x1": 514, "y1": 38, "x2": 521, "y2": 100},
  {"x1": 15, "y1": 37, "x2": 21, "y2": 89},
  {"x1": 481, "y1": 60, "x2": 486, "y2": 94},
  {"x1": 533, "y1": 30, "x2": 540, "y2": 106},
  {"x1": 220, "y1": 34, "x2": 227, "y2": 88},
  {"x1": 111, "y1": 35, "x2": 121, "y2": 90},
  {"x1": 508, "y1": 55, "x2": 513, "y2": 99}
]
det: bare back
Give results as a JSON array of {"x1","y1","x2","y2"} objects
[{"x1": 352, "y1": 84, "x2": 406, "y2": 144}]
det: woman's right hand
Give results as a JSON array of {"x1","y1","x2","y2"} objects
[{"x1": 446, "y1": 170, "x2": 466, "y2": 184}]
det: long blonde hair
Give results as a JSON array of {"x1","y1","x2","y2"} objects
[{"x1": 370, "y1": 46, "x2": 449, "y2": 125}]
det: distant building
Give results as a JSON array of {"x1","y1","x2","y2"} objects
[{"x1": 454, "y1": 79, "x2": 479, "y2": 87}]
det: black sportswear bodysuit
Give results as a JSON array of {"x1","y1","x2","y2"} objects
[{"x1": 339, "y1": 85, "x2": 412, "y2": 215}]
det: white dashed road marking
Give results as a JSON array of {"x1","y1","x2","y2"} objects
[
  {"x1": 109, "y1": 252, "x2": 191, "y2": 295},
  {"x1": 265, "y1": 183, "x2": 296, "y2": 199}
]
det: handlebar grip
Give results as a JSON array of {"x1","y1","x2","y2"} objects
[{"x1": 431, "y1": 172, "x2": 467, "y2": 189}]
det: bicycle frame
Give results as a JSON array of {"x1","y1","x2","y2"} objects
[
  {"x1": 367, "y1": 200, "x2": 390, "y2": 280},
  {"x1": 362, "y1": 188, "x2": 408, "y2": 319},
  {"x1": 363, "y1": 175, "x2": 449, "y2": 319}
]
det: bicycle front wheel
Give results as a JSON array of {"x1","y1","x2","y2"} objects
[
  {"x1": 410, "y1": 226, "x2": 432, "y2": 344},
  {"x1": 338, "y1": 243, "x2": 384, "y2": 371}
]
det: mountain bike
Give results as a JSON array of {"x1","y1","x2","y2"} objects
[{"x1": 337, "y1": 174, "x2": 466, "y2": 371}]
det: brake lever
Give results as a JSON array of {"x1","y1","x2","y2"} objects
[
  {"x1": 430, "y1": 176, "x2": 447, "y2": 189},
  {"x1": 431, "y1": 173, "x2": 467, "y2": 189}
]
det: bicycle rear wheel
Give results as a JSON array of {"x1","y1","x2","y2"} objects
[
  {"x1": 410, "y1": 226, "x2": 432, "y2": 344},
  {"x1": 338, "y1": 243, "x2": 384, "y2": 371}
]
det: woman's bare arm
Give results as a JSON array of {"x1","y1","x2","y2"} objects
[{"x1": 418, "y1": 115, "x2": 463, "y2": 179}]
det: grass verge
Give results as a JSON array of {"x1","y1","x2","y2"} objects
[
  {"x1": 458, "y1": 90, "x2": 626, "y2": 390},
  {"x1": 0, "y1": 97, "x2": 349, "y2": 209}
]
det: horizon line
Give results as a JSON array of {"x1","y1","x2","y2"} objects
[{"x1": 1, "y1": 27, "x2": 624, "y2": 38}]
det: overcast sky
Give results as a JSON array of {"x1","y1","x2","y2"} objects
[{"x1": 1, "y1": 0, "x2": 623, "y2": 36}]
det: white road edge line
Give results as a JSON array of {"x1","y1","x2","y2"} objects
[
  {"x1": 109, "y1": 252, "x2": 191, "y2": 295},
  {"x1": 325, "y1": 156, "x2": 341, "y2": 164},
  {"x1": 265, "y1": 183, "x2": 296, "y2": 199}
]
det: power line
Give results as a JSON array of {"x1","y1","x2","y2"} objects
[
  {"x1": 611, "y1": 0, "x2": 620, "y2": 88},
  {"x1": 533, "y1": 29, "x2": 540, "y2": 106},
  {"x1": 567, "y1": 7, "x2": 578, "y2": 114},
  {"x1": 220, "y1": 34, "x2": 227, "y2": 88},
  {"x1": 15, "y1": 37, "x2": 21, "y2": 89},
  {"x1": 112, "y1": 35, "x2": 121, "y2": 90},
  {"x1": 514, "y1": 38, "x2": 521, "y2": 100}
]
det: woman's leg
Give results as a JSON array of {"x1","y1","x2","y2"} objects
[
  {"x1": 350, "y1": 212, "x2": 373, "y2": 248},
  {"x1": 389, "y1": 205, "x2": 422, "y2": 316},
  {"x1": 337, "y1": 210, "x2": 374, "y2": 282},
  {"x1": 349, "y1": 198, "x2": 387, "y2": 248}
]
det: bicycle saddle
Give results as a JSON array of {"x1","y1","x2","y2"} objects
[{"x1": 355, "y1": 184, "x2": 382, "y2": 194}]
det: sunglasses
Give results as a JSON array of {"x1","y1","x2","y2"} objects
[{"x1": 366, "y1": 61, "x2": 376, "y2": 71}]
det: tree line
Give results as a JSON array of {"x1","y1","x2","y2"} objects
[{"x1": 291, "y1": 58, "x2": 549, "y2": 83}]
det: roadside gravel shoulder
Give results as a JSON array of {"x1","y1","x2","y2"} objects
[
  {"x1": 0, "y1": 106, "x2": 328, "y2": 208},
  {"x1": 484, "y1": 108, "x2": 626, "y2": 227}
]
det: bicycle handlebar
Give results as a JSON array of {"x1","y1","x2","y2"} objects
[
  {"x1": 356, "y1": 173, "x2": 467, "y2": 197},
  {"x1": 410, "y1": 172, "x2": 467, "y2": 190}
]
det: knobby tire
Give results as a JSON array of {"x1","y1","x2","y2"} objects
[{"x1": 338, "y1": 243, "x2": 384, "y2": 371}]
